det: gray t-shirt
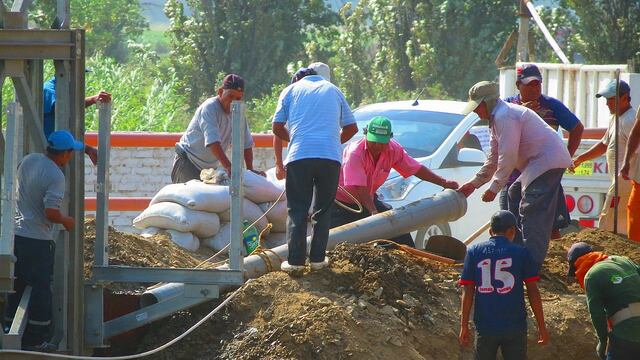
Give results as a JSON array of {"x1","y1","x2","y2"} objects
[
  {"x1": 15, "y1": 153, "x2": 65, "y2": 241},
  {"x1": 177, "y1": 96, "x2": 254, "y2": 170}
]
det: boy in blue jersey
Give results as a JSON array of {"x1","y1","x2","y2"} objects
[{"x1": 458, "y1": 210, "x2": 549, "y2": 360}]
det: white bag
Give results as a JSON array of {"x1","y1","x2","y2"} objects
[
  {"x1": 133, "y1": 202, "x2": 221, "y2": 238},
  {"x1": 263, "y1": 232, "x2": 287, "y2": 249},
  {"x1": 258, "y1": 201, "x2": 288, "y2": 232},
  {"x1": 243, "y1": 170, "x2": 285, "y2": 203},
  {"x1": 202, "y1": 223, "x2": 231, "y2": 253},
  {"x1": 166, "y1": 229, "x2": 200, "y2": 252},
  {"x1": 149, "y1": 181, "x2": 230, "y2": 213},
  {"x1": 219, "y1": 199, "x2": 269, "y2": 232}
]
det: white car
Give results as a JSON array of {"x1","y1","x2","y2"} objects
[{"x1": 350, "y1": 100, "x2": 499, "y2": 249}]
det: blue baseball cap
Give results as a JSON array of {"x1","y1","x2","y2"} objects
[
  {"x1": 490, "y1": 210, "x2": 517, "y2": 233},
  {"x1": 517, "y1": 64, "x2": 542, "y2": 84},
  {"x1": 567, "y1": 242, "x2": 593, "y2": 278},
  {"x1": 596, "y1": 79, "x2": 631, "y2": 98},
  {"x1": 47, "y1": 130, "x2": 84, "y2": 151}
]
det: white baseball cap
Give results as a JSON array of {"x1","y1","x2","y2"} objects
[{"x1": 308, "y1": 62, "x2": 331, "y2": 82}]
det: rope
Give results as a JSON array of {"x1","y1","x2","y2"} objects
[
  {"x1": 0, "y1": 280, "x2": 251, "y2": 359},
  {"x1": 334, "y1": 186, "x2": 364, "y2": 214}
]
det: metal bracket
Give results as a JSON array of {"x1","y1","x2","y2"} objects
[
  {"x1": 2, "y1": 285, "x2": 32, "y2": 350},
  {"x1": 91, "y1": 266, "x2": 244, "y2": 285}
]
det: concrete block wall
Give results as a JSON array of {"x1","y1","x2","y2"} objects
[{"x1": 85, "y1": 145, "x2": 277, "y2": 233}]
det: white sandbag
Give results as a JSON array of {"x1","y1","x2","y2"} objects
[
  {"x1": 258, "y1": 201, "x2": 288, "y2": 232},
  {"x1": 149, "y1": 181, "x2": 230, "y2": 213},
  {"x1": 219, "y1": 199, "x2": 269, "y2": 232},
  {"x1": 133, "y1": 202, "x2": 221, "y2": 238},
  {"x1": 139, "y1": 226, "x2": 160, "y2": 238},
  {"x1": 166, "y1": 229, "x2": 200, "y2": 252},
  {"x1": 263, "y1": 232, "x2": 287, "y2": 249},
  {"x1": 244, "y1": 170, "x2": 285, "y2": 203},
  {"x1": 202, "y1": 223, "x2": 231, "y2": 253}
]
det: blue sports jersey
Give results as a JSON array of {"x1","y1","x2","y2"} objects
[{"x1": 459, "y1": 236, "x2": 539, "y2": 335}]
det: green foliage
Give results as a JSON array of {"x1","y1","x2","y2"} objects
[
  {"x1": 563, "y1": 0, "x2": 640, "y2": 64},
  {"x1": 30, "y1": 0, "x2": 148, "y2": 62},
  {"x1": 164, "y1": 0, "x2": 338, "y2": 109},
  {"x1": 246, "y1": 84, "x2": 287, "y2": 133},
  {"x1": 530, "y1": 5, "x2": 584, "y2": 63}
]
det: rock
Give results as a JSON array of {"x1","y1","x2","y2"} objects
[
  {"x1": 389, "y1": 336, "x2": 403, "y2": 347},
  {"x1": 378, "y1": 305, "x2": 396, "y2": 316},
  {"x1": 358, "y1": 299, "x2": 368, "y2": 310},
  {"x1": 402, "y1": 293, "x2": 420, "y2": 307},
  {"x1": 395, "y1": 300, "x2": 410, "y2": 308},
  {"x1": 373, "y1": 287, "x2": 384, "y2": 298},
  {"x1": 318, "y1": 297, "x2": 332, "y2": 306}
]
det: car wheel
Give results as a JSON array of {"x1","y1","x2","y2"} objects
[{"x1": 414, "y1": 223, "x2": 451, "y2": 249}]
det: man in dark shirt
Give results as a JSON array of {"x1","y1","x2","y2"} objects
[{"x1": 459, "y1": 210, "x2": 549, "y2": 359}]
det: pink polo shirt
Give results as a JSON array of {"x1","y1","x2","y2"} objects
[{"x1": 336, "y1": 138, "x2": 422, "y2": 203}]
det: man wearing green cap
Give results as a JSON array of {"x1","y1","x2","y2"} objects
[
  {"x1": 572, "y1": 79, "x2": 638, "y2": 241},
  {"x1": 458, "y1": 81, "x2": 572, "y2": 270},
  {"x1": 331, "y1": 116, "x2": 459, "y2": 247}
]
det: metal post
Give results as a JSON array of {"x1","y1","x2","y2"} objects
[
  {"x1": 0, "y1": 102, "x2": 22, "y2": 292},
  {"x1": 613, "y1": 69, "x2": 620, "y2": 234},
  {"x1": 229, "y1": 101, "x2": 245, "y2": 272},
  {"x1": 95, "y1": 100, "x2": 111, "y2": 266}
]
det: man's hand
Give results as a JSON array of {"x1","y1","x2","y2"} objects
[
  {"x1": 569, "y1": 158, "x2": 582, "y2": 173},
  {"x1": 596, "y1": 340, "x2": 606, "y2": 359},
  {"x1": 620, "y1": 161, "x2": 630, "y2": 180},
  {"x1": 62, "y1": 216, "x2": 75, "y2": 232},
  {"x1": 481, "y1": 189, "x2": 496, "y2": 202},
  {"x1": 85, "y1": 145, "x2": 98, "y2": 166},
  {"x1": 537, "y1": 326, "x2": 549, "y2": 345},
  {"x1": 458, "y1": 324, "x2": 471, "y2": 347},
  {"x1": 442, "y1": 180, "x2": 459, "y2": 190},
  {"x1": 457, "y1": 182, "x2": 476, "y2": 198},
  {"x1": 275, "y1": 163, "x2": 286, "y2": 180}
]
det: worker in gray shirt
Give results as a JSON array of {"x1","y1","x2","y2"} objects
[
  {"x1": 3, "y1": 130, "x2": 83, "y2": 351},
  {"x1": 171, "y1": 74, "x2": 262, "y2": 183}
]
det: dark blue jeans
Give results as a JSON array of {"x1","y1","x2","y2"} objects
[
  {"x1": 4, "y1": 235, "x2": 55, "y2": 346},
  {"x1": 607, "y1": 332, "x2": 640, "y2": 360},
  {"x1": 285, "y1": 158, "x2": 341, "y2": 265},
  {"x1": 475, "y1": 331, "x2": 527, "y2": 360}
]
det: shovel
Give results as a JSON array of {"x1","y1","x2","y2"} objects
[{"x1": 424, "y1": 221, "x2": 491, "y2": 262}]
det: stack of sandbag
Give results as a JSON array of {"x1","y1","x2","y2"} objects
[{"x1": 133, "y1": 170, "x2": 286, "y2": 253}]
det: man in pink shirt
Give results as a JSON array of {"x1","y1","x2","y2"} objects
[
  {"x1": 458, "y1": 81, "x2": 572, "y2": 269},
  {"x1": 331, "y1": 116, "x2": 459, "y2": 247}
]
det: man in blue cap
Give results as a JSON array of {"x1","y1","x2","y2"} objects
[
  {"x1": 2, "y1": 130, "x2": 84, "y2": 351},
  {"x1": 572, "y1": 80, "x2": 637, "y2": 239},
  {"x1": 459, "y1": 210, "x2": 549, "y2": 359},
  {"x1": 504, "y1": 64, "x2": 584, "y2": 240}
]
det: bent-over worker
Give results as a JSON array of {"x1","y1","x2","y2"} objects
[
  {"x1": 566, "y1": 242, "x2": 640, "y2": 359},
  {"x1": 330, "y1": 116, "x2": 458, "y2": 247}
]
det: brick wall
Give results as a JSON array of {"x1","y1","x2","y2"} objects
[{"x1": 84, "y1": 146, "x2": 277, "y2": 233}]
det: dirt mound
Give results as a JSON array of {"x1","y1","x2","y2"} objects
[
  {"x1": 540, "y1": 228, "x2": 640, "y2": 294},
  {"x1": 136, "y1": 243, "x2": 598, "y2": 360},
  {"x1": 83, "y1": 220, "x2": 221, "y2": 292}
]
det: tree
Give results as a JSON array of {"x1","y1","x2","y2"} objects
[
  {"x1": 164, "y1": 0, "x2": 337, "y2": 108},
  {"x1": 563, "y1": 0, "x2": 640, "y2": 64},
  {"x1": 30, "y1": 0, "x2": 148, "y2": 62}
]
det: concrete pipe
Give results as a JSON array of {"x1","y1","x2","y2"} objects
[{"x1": 141, "y1": 189, "x2": 466, "y2": 305}]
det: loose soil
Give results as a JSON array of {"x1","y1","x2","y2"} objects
[{"x1": 129, "y1": 228, "x2": 640, "y2": 360}]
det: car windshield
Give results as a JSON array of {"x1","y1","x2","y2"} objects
[{"x1": 352, "y1": 108, "x2": 464, "y2": 158}]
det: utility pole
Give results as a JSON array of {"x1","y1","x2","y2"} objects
[{"x1": 516, "y1": 0, "x2": 531, "y2": 62}]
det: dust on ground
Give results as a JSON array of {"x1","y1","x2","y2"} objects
[{"x1": 133, "y1": 227, "x2": 640, "y2": 360}]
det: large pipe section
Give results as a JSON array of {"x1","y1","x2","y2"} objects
[{"x1": 141, "y1": 189, "x2": 466, "y2": 306}]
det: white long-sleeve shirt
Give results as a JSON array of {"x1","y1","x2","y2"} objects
[{"x1": 471, "y1": 99, "x2": 572, "y2": 193}]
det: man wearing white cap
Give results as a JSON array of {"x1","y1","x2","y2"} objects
[
  {"x1": 572, "y1": 80, "x2": 638, "y2": 240},
  {"x1": 458, "y1": 81, "x2": 572, "y2": 270}
]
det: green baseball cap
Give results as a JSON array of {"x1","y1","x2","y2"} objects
[{"x1": 366, "y1": 116, "x2": 393, "y2": 144}]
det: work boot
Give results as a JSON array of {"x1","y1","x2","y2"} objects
[
  {"x1": 310, "y1": 257, "x2": 329, "y2": 271},
  {"x1": 281, "y1": 261, "x2": 305, "y2": 277}
]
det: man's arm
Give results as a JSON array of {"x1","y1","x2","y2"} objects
[
  {"x1": 45, "y1": 208, "x2": 74, "y2": 231},
  {"x1": 208, "y1": 142, "x2": 232, "y2": 173},
  {"x1": 572, "y1": 142, "x2": 607, "y2": 170},
  {"x1": 525, "y1": 281, "x2": 549, "y2": 345},
  {"x1": 621, "y1": 110, "x2": 640, "y2": 179},
  {"x1": 585, "y1": 281, "x2": 609, "y2": 357},
  {"x1": 85, "y1": 91, "x2": 111, "y2": 108},
  {"x1": 459, "y1": 127, "x2": 499, "y2": 197},
  {"x1": 414, "y1": 166, "x2": 458, "y2": 189},
  {"x1": 349, "y1": 186, "x2": 377, "y2": 215},
  {"x1": 340, "y1": 123, "x2": 358, "y2": 144},
  {"x1": 272, "y1": 122, "x2": 290, "y2": 142},
  {"x1": 244, "y1": 147, "x2": 254, "y2": 171},
  {"x1": 567, "y1": 122, "x2": 584, "y2": 157},
  {"x1": 274, "y1": 137, "x2": 286, "y2": 180},
  {"x1": 458, "y1": 284, "x2": 475, "y2": 347}
]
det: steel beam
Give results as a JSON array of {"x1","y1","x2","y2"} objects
[
  {"x1": 83, "y1": 284, "x2": 105, "y2": 348},
  {"x1": 0, "y1": 30, "x2": 75, "y2": 59},
  {"x1": 229, "y1": 101, "x2": 245, "y2": 271},
  {"x1": 2, "y1": 286, "x2": 32, "y2": 349},
  {"x1": 95, "y1": 101, "x2": 111, "y2": 267},
  {"x1": 91, "y1": 266, "x2": 244, "y2": 285},
  {"x1": 0, "y1": 102, "x2": 22, "y2": 292},
  {"x1": 12, "y1": 75, "x2": 46, "y2": 150}
]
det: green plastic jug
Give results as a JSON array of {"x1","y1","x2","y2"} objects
[{"x1": 243, "y1": 220, "x2": 259, "y2": 255}]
